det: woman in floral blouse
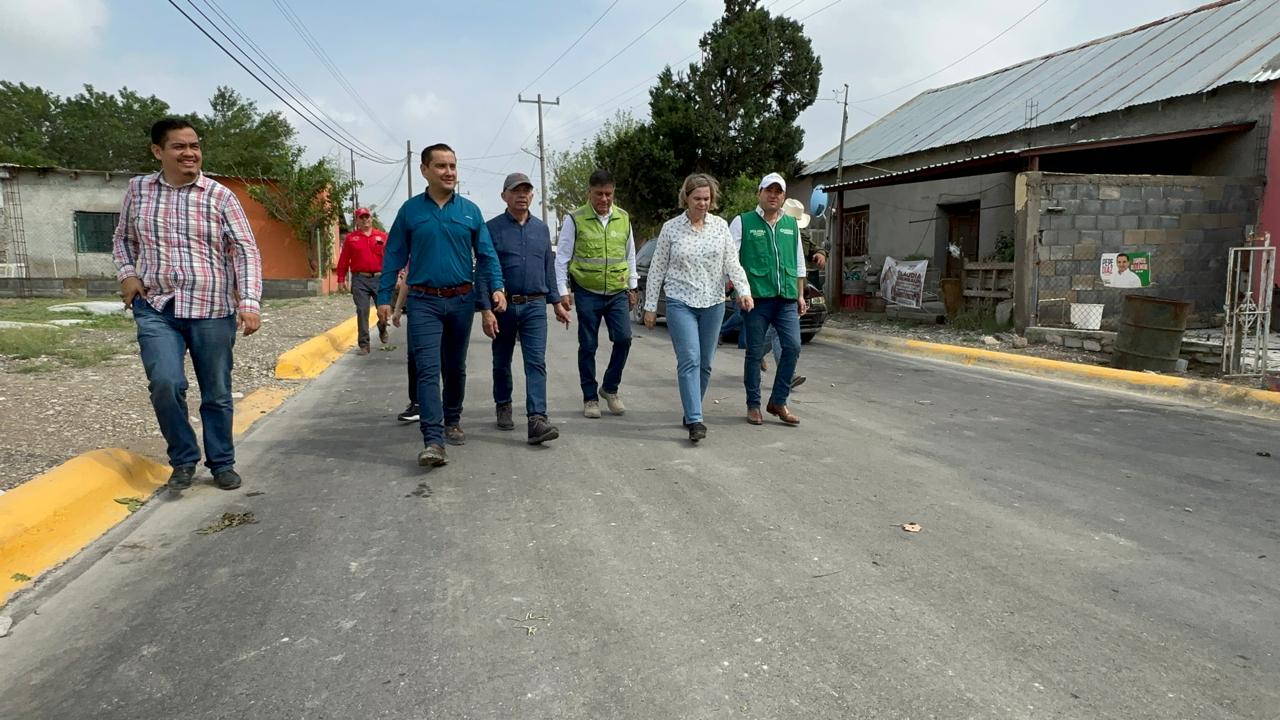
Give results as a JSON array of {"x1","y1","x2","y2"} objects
[{"x1": 643, "y1": 173, "x2": 754, "y2": 442}]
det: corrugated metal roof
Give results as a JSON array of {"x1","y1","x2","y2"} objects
[{"x1": 803, "y1": 0, "x2": 1280, "y2": 176}]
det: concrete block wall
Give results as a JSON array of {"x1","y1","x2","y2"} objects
[{"x1": 1030, "y1": 173, "x2": 1262, "y2": 327}]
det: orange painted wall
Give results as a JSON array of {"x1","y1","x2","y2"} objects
[{"x1": 213, "y1": 176, "x2": 340, "y2": 292}]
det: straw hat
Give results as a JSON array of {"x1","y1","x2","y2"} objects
[{"x1": 782, "y1": 198, "x2": 811, "y2": 229}]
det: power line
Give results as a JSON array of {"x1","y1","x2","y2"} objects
[
  {"x1": 797, "y1": 0, "x2": 846, "y2": 22},
  {"x1": 194, "y1": 0, "x2": 398, "y2": 164},
  {"x1": 520, "y1": 0, "x2": 622, "y2": 96},
  {"x1": 167, "y1": 0, "x2": 401, "y2": 164},
  {"x1": 271, "y1": 0, "x2": 402, "y2": 145},
  {"x1": 370, "y1": 163, "x2": 406, "y2": 214},
  {"x1": 850, "y1": 0, "x2": 1052, "y2": 104},
  {"x1": 557, "y1": 0, "x2": 693, "y2": 97}
]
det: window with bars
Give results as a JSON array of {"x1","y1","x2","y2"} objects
[{"x1": 74, "y1": 211, "x2": 119, "y2": 254}]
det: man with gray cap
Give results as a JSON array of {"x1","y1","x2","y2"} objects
[
  {"x1": 729, "y1": 172, "x2": 809, "y2": 426},
  {"x1": 479, "y1": 172, "x2": 572, "y2": 444}
]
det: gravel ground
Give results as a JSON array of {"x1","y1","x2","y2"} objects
[{"x1": 0, "y1": 294, "x2": 357, "y2": 492}]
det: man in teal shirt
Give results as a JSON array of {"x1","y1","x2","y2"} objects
[{"x1": 378, "y1": 143, "x2": 506, "y2": 467}]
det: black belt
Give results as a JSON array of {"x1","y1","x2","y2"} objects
[
  {"x1": 507, "y1": 293, "x2": 545, "y2": 305},
  {"x1": 353, "y1": 271, "x2": 381, "y2": 277},
  {"x1": 410, "y1": 283, "x2": 472, "y2": 298}
]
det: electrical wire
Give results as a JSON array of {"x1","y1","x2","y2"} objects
[
  {"x1": 557, "y1": 0, "x2": 693, "y2": 97},
  {"x1": 520, "y1": 0, "x2": 622, "y2": 96}
]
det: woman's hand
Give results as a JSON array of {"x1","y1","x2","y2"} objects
[{"x1": 643, "y1": 311, "x2": 657, "y2": 328}]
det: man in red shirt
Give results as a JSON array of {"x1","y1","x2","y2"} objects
[{"x1": 336, "y1": 207, "x2": 389, "y2": 354}]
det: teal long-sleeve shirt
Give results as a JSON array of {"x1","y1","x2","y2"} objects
[{"x1": 377, "y1": 191, "x2": 504, "y2": 305}]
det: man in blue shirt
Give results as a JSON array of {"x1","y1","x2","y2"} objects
[
  {"x1": 479, "y1": 173, "x2": 572, "y2": 445},
  {"x1": 378, "y1": 143, "x2": 506, "y2": 467}
]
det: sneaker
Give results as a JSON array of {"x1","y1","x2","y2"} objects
[
  {"x1": 418, "y1": 443, "x2": 448, "y2": 467},
  {"x1": 397, "y1": 403, "x2": 420, "y2": 422},
  {"x1": 583, "y1": 400, "x2": 602, "y2": 419},
  {"x1": 600, "y1": 390, "x2": 626, "y2": 415},
  {"x1": 213, "y1": 468, "x2": 242, "y2": 491},
  {"x1": 688, "y1": 422, "x2": 707, "y2": 442},
  {"x1": 167, "y1": 464, "x2": 195, "y2": 492},
  {"x1": 790, "y1": 375, "x2": 807, "y2": 389},
  {"x1": 378, "y1": 323, "x2": 389, "y2": 344},
  {"x1": 496, "y1": 403, "x2": 514, "y2": 431},
  {"x1": 527, "y1": 415, "x2": 560, "y2": 445},
  {"x1": 445, "y1": 425, "x2": 466, "y2": 446}
]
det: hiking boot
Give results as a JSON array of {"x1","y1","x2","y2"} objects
[
  {"x1": 527, "y1": 415, "x2": 560, "y2": 445},
  {"x1": 445, "y1": 424, "x2": 466, "y2": 446},
  {"x1": 418, "y1": 443, "x2": 448, "y2": 467},
  {"x1": 688, "y1": 422, "x2": 707, "y2": 442},
  {"x1": 214, "y1": 468, "x2": 242, "y2": 491},
  {"x1": 600, "y1": 390, "x2": 626, "y2": 415},
  {"x1": 378, "y1": 323, "x2": 389, "y2": 344},
  {"x1": 496, "y1": 403, "x2": 514, "y2": 431},
  {"x1": 790, "y1": 375, "x2": 807, "y2": 389},
  {"x1": 583, "y1": 399, "x2": 602, "y2": 419},
  {"x1": 167, "y1": 464, "x2": 195, "y2": 492},
  {"x1": 397, "y1": 403, "x2": 420, "y2": 422}
]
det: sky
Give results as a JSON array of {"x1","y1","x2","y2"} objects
[{"x1": 0, "y1": 0, "x2": 1210, "y2": 220}]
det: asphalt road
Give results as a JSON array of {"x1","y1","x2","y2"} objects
[{"x1": 2, "y1": 319, "x2": 1277, "y2": 720}]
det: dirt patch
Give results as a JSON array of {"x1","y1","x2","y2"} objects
[{"x1": 0, "y1": 294, "x2": 357, "y2": 492}]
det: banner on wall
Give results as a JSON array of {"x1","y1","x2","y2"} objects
[
  {"x1": 880, "y1": 256, "x2": 928, "y2": 308},
  {"x1": 1100, "y1": 251, "x2": 1151, "y2": 288}
]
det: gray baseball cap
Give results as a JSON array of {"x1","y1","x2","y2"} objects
[{"x1": 503, "y1": 172, "x2": 534, "y2": 191}]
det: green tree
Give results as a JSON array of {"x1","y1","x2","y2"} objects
[
  {"x1": 719, "y1": 171, "x2": 761, "y2": 221},
  {"x1": 247, "y1": 152, "x2": 358, "y2": 273},
  {"x1": 46, "y1": 85, "x2": 172, "y2": 171},
  {"x1": 199, "y1": 86, "x2": 296, "y2": 178},
  {"x1": 0, "y1": 82, "x2": 60, "y2": 166}
]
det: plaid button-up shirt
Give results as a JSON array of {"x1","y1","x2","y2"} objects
[{"x1": 112, "y1": 172, "x2": 263, "y2": 318}]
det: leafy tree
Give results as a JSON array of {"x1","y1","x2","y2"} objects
[
  {"x1": 0, "y1": 82, "x2": 60, "y2": 166},
  {"x1": 199, "y1": 86, "x2": 296, "y2": 178},
  {"x1": 719, "y1": 172, "x2": 761, "y2": 221},
  {"x1": 46, "y1": 85, "x2": 171, "y2": 171},
  {"x1": 247, "y1": 152, "x2": 358, "y2": 273}
]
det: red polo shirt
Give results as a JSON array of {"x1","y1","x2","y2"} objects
[{"x1": 336, "y1": 228, "x2": 387, "y2": 283}]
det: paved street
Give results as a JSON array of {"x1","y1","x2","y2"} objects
[{"x1": 2, "y1": 319, "x2": 1277, "y2": 719}]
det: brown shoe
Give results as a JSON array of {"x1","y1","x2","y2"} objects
[
  {"x1": 766, "y1": 402, "x2": 799, "y2": 425},
  {"x1": 378, "y1": 323, "x2": 390, "y2": 344},
  {"x1": 357, "y1": 346, "x2": 371, "y2": 356},
  {"x1": 746, "y1": 407, "x2": 764, "y2": 425}
]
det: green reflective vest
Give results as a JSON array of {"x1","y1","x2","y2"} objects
[
  {"x1": 738, "y1": 211, "x2": 800, "y2": 300},
  {"x1": 568, "y1": 205, "x2": 631, "y2": 294}
]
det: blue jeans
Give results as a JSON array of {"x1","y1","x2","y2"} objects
[
  {"x1": 743, "y1": 297, "x2": 801, "y2": 409},
  {"x1": 665, "y1": 299, "x2": 722, "y2": 424},
  {"x1": 132, "y1": 297, "x2": 237, "y2": 471},
  {"x1": 573, "y1": 285, "x2": 632, "y2": 401},
  {"x1": 721, "y1": 303, "x2": 781, "y2": 362},
  {"x1": 492, "y1": 301, "x2": 549, "y2": 417},
  {"x1": 406, "y1": 292, "x2": 474, "y2": 445}
]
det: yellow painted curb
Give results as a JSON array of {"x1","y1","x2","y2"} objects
[
  {"x1": 821, "y1": 327, "x2": 1280, "y2": 420},
  {"x1": 274, "y1": 309, "x2": 377, "y2": 379},
  {"x1": 0, "y1": 449, "x2": 168, "y2": 604},
  {"x1": 232, "y1": 386, "x2": 297, "y2": 436}
]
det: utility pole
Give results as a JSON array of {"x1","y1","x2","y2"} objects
[
  {"x1": 406, "y1": 140, "x2": 413, "y2": 199},
  {"x1": 836, "y1": 83, "x2": 849, "y2": 186},
  {"x1": 349, "y1": 148, "x2": 358, "y2": 213},
  {"x1": 518, "y1": 93, "x2": 560, "y2": 226}
]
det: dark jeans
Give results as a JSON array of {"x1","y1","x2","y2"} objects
[
  {"x1": 573, "y1": 285, "x2": 631, "y2": 401},
  {"x1": 743, "y1": 297, "x2": 801, "y2": 409},
  {"x1": 351, "y1": 273, "x2": 386, "y2": 348},
  {"x1": 406, "y1": 292, "x2": 474, "y2": 445},
  {"x1": 132, "y1": 297, "x2": 237, "y2": 471},
  {"x1": 406, "y1": 338, "x2": 418, "y2": 405},
  {"x1": 492, "y1": 301, "x2": 549, "y2": 417}
]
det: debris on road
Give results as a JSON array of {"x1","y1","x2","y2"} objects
[
  {"x1": 245, "y1": 491, "x2": 265, "y2": 497},
  {"x1": 113, "y1": 497, "x2": 145, "y2": 513},
  {"x1": 10, "y1": 573, "x2": 31, "y2": 582},
  {"x1": 915, "y1": 400, "x2": 933, "y2": 405},
  {"x1": 900, "y1": 522, "x2": 922, "y2": 533},
  {"x1": 196, "y1": 512, "x2": 259, "y2": 535},
  {"x1": 405, "y1": 482, "x2": 432, "y2": 499},
  {"x1": 506, "y1": 611, "x2": 549, "y2": 637},
  {"x1": 1259, "y1": 451, "x2": 1272, "y2": 458}
]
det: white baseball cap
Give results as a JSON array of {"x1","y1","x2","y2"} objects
[{"x1": 758, "y1": 172, "x2": 786, "y2": 192}]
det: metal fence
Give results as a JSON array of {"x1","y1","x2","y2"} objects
[{"x1": 1032, "y1": 247, "x2": 1190, "y2": 332}]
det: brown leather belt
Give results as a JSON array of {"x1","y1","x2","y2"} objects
[
  {"x1": 353, "y1": 271, "x2": 381, "y2": 278},
  {"x1": 410, "y1": 283, "x2": 472, "y2": 298},
  {"x1": 507, "y1": 293, "x2": 545, "y2": 305}
]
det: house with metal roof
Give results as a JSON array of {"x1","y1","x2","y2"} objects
[{"x1": 798, "y1": 0, "x2": 1279, "y2": 331}]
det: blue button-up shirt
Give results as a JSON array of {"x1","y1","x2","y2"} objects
[
  {"x1": 378, "y1": 192, "x2": 503, "y2": 305},
  {"x1": 478, "y1": 211, "x2": 560, "y2": 310}
]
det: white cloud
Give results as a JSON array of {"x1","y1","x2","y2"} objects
[
  {"x1": 403, "y1": 92, "x2": 448, "y2": 122},
  {"x1": 0, "y1": 0, "x2": 108, "y2": 53}
]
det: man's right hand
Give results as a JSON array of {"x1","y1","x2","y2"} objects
[
  {"x1": 559, "y1": 295, "x2": 573, "y2": 312},
  {"x1": 377, "y1": 304, "x2": 392, "y2": 326},
  {"x1": 120, "y1": 277, "x2": 146, "y2": 309},
  {"x1": 338, "y1": 282, "x2": 349, "y2": 293}
]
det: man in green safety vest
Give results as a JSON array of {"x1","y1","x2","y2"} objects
[
  {"x1": 554, "y1": 169, "x2": 639, "y2": 419},
  {"x1": 729, "y1": 172, "x2": 810, "y2": 427}
]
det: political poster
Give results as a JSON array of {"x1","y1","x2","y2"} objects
[
  {"x1": 1100, "y1": 251, "x2": 1151, "y2": 288},
  {"x1": 880, "y1": 256, "x2": 928, "y2": 308}
]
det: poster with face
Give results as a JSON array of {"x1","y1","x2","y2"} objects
[{"x1": 1100, "y1": 252, "x2": 1151, "y2": 288}]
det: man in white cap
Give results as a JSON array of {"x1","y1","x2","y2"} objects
[{"x1": 729, "y1": 172, "x2": 808, "y2": 426}]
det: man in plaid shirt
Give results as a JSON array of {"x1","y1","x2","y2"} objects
[{"x1": 112, "y1": 117, "x2": 263, "y2": 494}]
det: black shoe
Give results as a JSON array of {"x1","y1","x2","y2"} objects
[
  {"x1": 527, "y1": 415, "x2": 559, "y2": 445},
  {"x1": 418, "y1": 443, "x2": 448, "y2": 467},
  {"x1": 167, "y1": 464, "x2": 195, "y2": 492},
  {"x1": 397, "y1": 403, "x2": 420, "y2": 422},
  {"x1": 688, "y1": 422, "x2": 707, "y2": 442},
  {"x1": 496, "y1": 403, "x2": 514, "y2": 431},
  {"x1": 790, "y1": 375, "x2": 807, "y2": 389},
  {"x1": 445, "y1": 424, "x2": 466, "y2": 446},
  {"x1": 378, "y1": 323, "x2": 390, "y2": 344},
  {"x1": 213, "y1": 468, "x2": 242, "y2": 491}
]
